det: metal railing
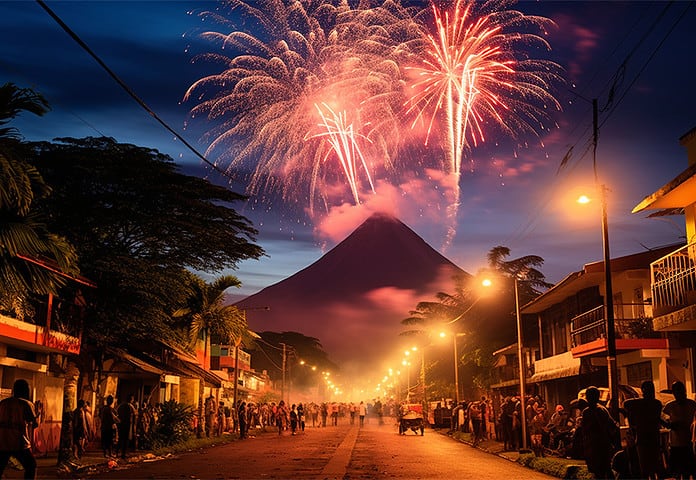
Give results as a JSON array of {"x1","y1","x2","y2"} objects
[
  {"x1": 570, "y1": 306, "x2": 658, "y2": 347},
  {"x1": 651, "y1": 242, "x2": 696, "y2": 316}
]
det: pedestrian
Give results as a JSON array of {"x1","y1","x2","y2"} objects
[
  {"x1": 349, "y1": 403, "x2": 356, "y2": 425},
  {"x1": 72, "y1": 399, "x2": 88, "y2": 459},
  {"x1": 480, "y1": 396, "x2": 489, "y2": 440},
  {"x1": 581, "y1": 386, "x2": 619, "y2": 480},
  {"x1": 623, "y1": 380, "x2": 664, "y2": 480},
  {"x1": 469, "y1": 401, "x2": 482, "y2": 446},
  {"x1": 320, "y1": 402, "x2": 328, "y2": 427},
  {"x1": 290, "y1": 404, "x2": 298, "y2": 435},
  {"x1": 276, "y1": 400, "x2": 288, "y2": 435},
  {"x1": 297, "y1": 403, "x2": 305, "y2": 432},
  {"x1": 116, "y1": 394, "x2": 137, "y2": 459},
  {"x1": 358, "y1": 401, "x2": 366, "y2": 427},
  {"x1": 84, "y1": 400, "x2": 95, "y2": 448},
  {"x1": 238, "y1": 401, "x2": 247, "y2": 439},
  {"x1": 100, "y1": 395, "x2": 119, "y2": 458},
  {"x1": 310, "y1": 403, "x2": 319, "y2": 428},
  {"x1": 0, "y1": 379, "x2": 38, "y2": 479},
  {"x1": 529, "y1": 410, "x2": 546, "y2": 457},
  {"x1": 662, "y1": 380, "x2": 696, "y2": 479},
  {"x1": 331, "y1": 402, "x2": 339, "y2": 426}
]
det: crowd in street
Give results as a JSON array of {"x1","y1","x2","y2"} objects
[{"x1": 445, "y1": 381, "x2": 696, "y2": 480}]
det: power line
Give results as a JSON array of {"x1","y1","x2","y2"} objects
[{"x1": 35, "y1": 0, "x2": 233, "y2": 181}]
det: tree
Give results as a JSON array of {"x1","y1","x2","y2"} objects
[
  {"x1": 28, "y1": 136, "x2": 264, "y2": 347},
  {"x1": 0, "y1": 83, "x2": 77, "y2": 302},
  {"x1": 173, "y1": 274, "x2": 248, "y2": 438},
  {"x1": 400, "y1": 246, "x2": 552, "y2": 397}
]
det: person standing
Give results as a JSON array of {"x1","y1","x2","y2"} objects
[
  {"x1": 623, "y1": 380, "x2": 664, "y2": 480},
  {"x1": 276, "y1": 401, "x2": 288, "y2": 435},
  {"x1": 72, "y1": 399, "x2": 88, "y2": 459},
  {"x1": 237, "y1": 401, "x2": 247, "y2": 439},
  {"x1": 100, "y1": 395, "x2": 119, "y2": 458},
  {"x1": 290, "y1": 404, "x2": 298, "y2": 435},
  {"x1": 0, "y1": 379, "x2": 38, "y2": 479},
  {"x1": 116, "y1": 395, "x2": 137, "y2": 459},
  {"x1": 320, "y1": 403, "x2": 328, "y2": 427},
  {"x1": 662, "y1": 380, "x2": 696, "y2": 479},
  {"x1": 358, "y1": 401, "x2": 367, "y2": 427},
  {"x1": 297, "y1": 403, "x2": 305, "y2": 432},
  {"x1": 581, "y1": 386, "x2": 620, "y2": 480}
]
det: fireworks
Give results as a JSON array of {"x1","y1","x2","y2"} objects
[{"x1": 185, "y1": 0, "x2": 563, "y2": 220}]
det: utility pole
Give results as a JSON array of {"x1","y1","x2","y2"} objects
[{"x1": 281, "y1": 343, "x2": 287, "y2": 404}]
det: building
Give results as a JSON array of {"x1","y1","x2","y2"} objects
[
  {"x1": 632, "y1": 124, "x2": 696, "y2": 395},
  {"x1": 519, "y1": 245, "x2": 682, "y2": 410},
  {"x1": 0, "y1": 256, "x2": 95, "y2": 454}
]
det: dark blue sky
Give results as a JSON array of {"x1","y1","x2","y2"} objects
[{"x1": 1, "y1": 0, "x2": 694, "y2": 301}]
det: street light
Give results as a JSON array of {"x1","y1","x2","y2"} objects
[
  {"x1": 578, "y1": 184, "x2": 619, "y2": 421},
  {"x1": 439, "y1": 331, "x2": 466, "y2": 404}
]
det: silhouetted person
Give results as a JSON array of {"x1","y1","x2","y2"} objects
[
  {"x1": 100, "y1": 395, "x2": 119, "y2": 458},
  {"x1": 581, "y1": 386, "x2": 619, "y2": 479},
  {"x1": 623, "y1": 380, "x2": 664, "y2": 480},
  {"x1": 0, "y1": 379, "x2": 38, "y2": 479},
  {"x1": 117, "y1": 395, "x2": 136, "y2": 459},
  {"x1": 663, "y1": 380, "x2": 696, "y2": 479}
]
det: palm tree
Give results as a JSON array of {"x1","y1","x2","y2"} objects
[
  {"x1": 0, "y1": 82, "x2": 78, "y2": 302},
  {"x1": 173, "y1": 274, "x2": 248, "y2": 437}
]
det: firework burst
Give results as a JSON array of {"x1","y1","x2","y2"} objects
[
  {"x1": 404, "y1": 0, "x2": 563, "y2": 177},
  {"x1": 184, "y1": 0, "x2": 409, "y2": 213}
]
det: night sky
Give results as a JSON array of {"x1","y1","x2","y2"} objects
[{"x1": 2, "y1": 1, "x2": 694, "y2": 317}]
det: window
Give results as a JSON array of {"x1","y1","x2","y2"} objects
[{"x1": 626, "y1": 361, "x2": 652, "y2": 386}]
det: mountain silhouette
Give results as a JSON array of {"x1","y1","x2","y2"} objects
[{"x1": 238, "y1": 212, "x2": 469, "y2": 371}]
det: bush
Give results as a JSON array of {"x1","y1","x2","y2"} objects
[
  {"x1": 516, "y1": 453, "x2": 592, "y2": 479},
  {"x1": 146, "y1": 400, "x2": 195, "y2": 449}
]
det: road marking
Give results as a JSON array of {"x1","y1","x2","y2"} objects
[{"x1": 320, "y1": 425, "x2": 359, "y2": 478}]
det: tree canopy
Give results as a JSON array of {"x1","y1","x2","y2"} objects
[{"x1": 27, "y1": 136, "x2": 264, "y2": 348}]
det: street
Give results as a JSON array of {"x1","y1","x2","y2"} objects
[{"x1": 82, "y1": 420, "x2": 555, "y2": 479}]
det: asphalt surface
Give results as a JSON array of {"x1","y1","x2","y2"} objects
[{"x1": 60, "y1": 419, "x2": 557, "y2": 480}]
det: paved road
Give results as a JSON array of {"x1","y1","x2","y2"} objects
[{"x1": 82, "y1": 420, "x2": 554, "y2": 479}]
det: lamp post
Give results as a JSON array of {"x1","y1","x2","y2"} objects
[
  {"x1": 441, "y1": 331, "x2": 466, "y2": 404},
  {"x1": 514, "y1": 276, "x2": 528, "y2": 451},
  {"x1": 579, "y1": 185, "x2": 618, "y2": 421},
  {"x1": 599, "y1": 184, "x2": 619, "y2": 420}
]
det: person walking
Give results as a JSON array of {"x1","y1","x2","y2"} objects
[
  {"x1": 0, "y1": 379, "x2": 38, "y2": 479},
  {"x1": 276, "y1": 401, "x2": 288, "y2": 435},
  {"x1": 237, "y1": 401, "x2": 247, "y2": 439},
  {"x1": 623, "y1": 380, "x2": 664, "y2": 480},
  {"x1": 581, "y1": 386, "x2": 619, "y2": 480},
  {"x1": 100, "y1": 395, "x2": 119, "y2": 458},
  {"x1": 663, "y1": 380, "x2": 696, "y2": 479}
]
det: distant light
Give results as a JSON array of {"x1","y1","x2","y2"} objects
[
  {"x1": 577, "y1": 194, "x2": 591, "y2": 204},
  {"x1": 439, "y1": 331, "x2": 446, "y2": 338},
  {"x1": 481, "y1": 278, "x2": 492, "y2": 288}
]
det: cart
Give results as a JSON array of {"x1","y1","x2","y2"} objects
[{"x1": 398, "y1": 404, "x2": 425, "y2": 435}]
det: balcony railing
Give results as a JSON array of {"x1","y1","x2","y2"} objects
[
  {"x1": 650, "y1": 242, "x2": 696, "y2": 317},
  {"x1": 570, "y1": 305, "x2": 658, "y2": 347}
]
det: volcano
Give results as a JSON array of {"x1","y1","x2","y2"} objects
[{"x1": 237, "y1": 212, "x2": 469, "y2": 369}]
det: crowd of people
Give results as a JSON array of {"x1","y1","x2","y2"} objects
[{"x1": 445, "y1": 380, "x2": 696, "y2": 480}]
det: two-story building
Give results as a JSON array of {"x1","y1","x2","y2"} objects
[
  {"x1": 632, "y1": 124, "x2": 696, "y2": 396},
  {"x1": 518, "y1": 245, "x2": 681, "y2": 410}
]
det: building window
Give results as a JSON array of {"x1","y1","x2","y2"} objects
[
  {"x1": 632, "y1": 288, "x2": 645, "y2": 318},
  {"x1": 626, "y1": 361, "x2": 652, "y2": 386}
]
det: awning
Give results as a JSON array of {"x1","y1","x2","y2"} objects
[
  {"x1": 106, "y1": 348, "x2": 164, "y2": 376},
  {"x1": 529, "y1": 351, "x2": 581, "y2": 383}
]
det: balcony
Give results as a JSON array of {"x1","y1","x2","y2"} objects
[
  {"x1": 650, "y1": 242, "x2": 696, "y2": 330},
  {"x1": 570, "y1": 305, "x2": 667, "y2": 357}
]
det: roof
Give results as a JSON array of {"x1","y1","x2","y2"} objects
[
  {"x1": 632, "y1": 161, "x2": 696, "y2": 213},
  {"x1": 521, "y1": 244, "x2": 683, "y2": 314}
]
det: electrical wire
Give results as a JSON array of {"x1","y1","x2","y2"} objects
[{"x1": 35, "y1": 0, "x2": 233, "y2": 181}]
